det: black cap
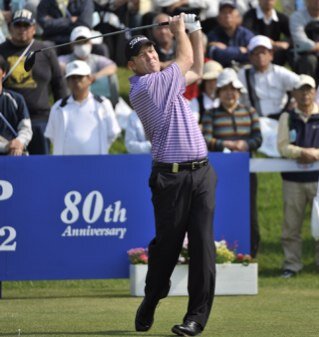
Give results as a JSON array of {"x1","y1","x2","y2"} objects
[
  {"x1": 12, "y1": 9, "x2": 35, "y2": 25},
  {"x1": 126, "y1": 35, "x2": 155, "y2": 60},
  {"x1": 219, "y1": 0, "x2": 236, "y2": 10}
]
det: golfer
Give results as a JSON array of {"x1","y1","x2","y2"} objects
[{"x1": 126, "y1": 14, "x2": 217, "y2": 337}]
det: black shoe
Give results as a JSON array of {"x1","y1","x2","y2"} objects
[
  {"x1": 281, "y1": 269, "x2": 296, "y2": 279},
  {"x1": 135, "y1": 298, "x2": 157, "y2": 332},
  {"x1": 172, "y1": 320, "x2": 203, "y2": 336}
]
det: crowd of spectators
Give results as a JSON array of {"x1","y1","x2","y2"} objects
[{"x1": 0, "y1": 0, "x2": 319, "y2": 276}]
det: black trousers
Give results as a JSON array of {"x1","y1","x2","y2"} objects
[{"x1": 145, "y1": 163, "x2": 217, "y2": 328}]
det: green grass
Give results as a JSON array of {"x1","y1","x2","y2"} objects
[
  {"x1": 1, "y1": 68, "x2": 319, "y2": 336},
  {"x1": 1, "y1": 171, "x2": 318, "y2": 337}
]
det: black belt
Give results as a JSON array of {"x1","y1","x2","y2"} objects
[{"x1": 153, "y1": 158, "x2": 208, "y2": 173}]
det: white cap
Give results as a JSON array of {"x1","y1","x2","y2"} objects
[
  {"x1": 203, "y1": 61, "x2": 223, "y2": 80},
  {"x1": 65, "y1": 60, "x2": 91, "y2": 78},
  {"x1": 217, "y1": 68, "x2": 245, "y2": 92},
  {"x1": 70, "y1": 26, "x2": 91, "y2": 42},
  {"x1": 248, "y1": 35, "x2": 272, "y2": 52},
  {"x1": 294, "y1": 74, "x2": 316, "y2": 90}
]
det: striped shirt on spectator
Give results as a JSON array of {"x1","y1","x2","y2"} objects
[
  {"x1": 129, "y1": 63, "x2": 207, "y2": 163},
  {"x1": 202, "y1": 104, "x2": 262, "y2": 152}
]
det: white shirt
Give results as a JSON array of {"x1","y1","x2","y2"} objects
[
  {"x1": 45, "y1": 93, "x2": 121, "y2": 155},
  {"x1": 238, "y1": 64, "x2": 299, "y2": 116},
  {"x1": 63, "y1": 97, "x2": 101, "y2": 155},
  {"x1": 256, "y1": 4, "x2": 278, "y2": 25},
  {"x1": 125, "y1": 111, "x2": 151, "y2": 154}
]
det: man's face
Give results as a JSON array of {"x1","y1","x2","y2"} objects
[
  {"x1": 10, "y1": 22, "x2": 35, "y2": 45},
  {"x1": 249, "y1": 46, "x2": 273, "y2": 71},
  {"x1": 293, "y1": 85, "x2": 316, "y2": 108},
  {"x1": 67, "y1": 75, "x2": 92, "y2": 94},
  {"x1": 152, "y1": 15, "x2": 173, "y2": 45},
  {"x1": 218, "y1": 6, "x2": 239, "y2": 30},
  {"x1": 258, "y1": 0, "x2": 276, "y2": 11},
  {"x1": 128, "y1": 44, "x2": 161, "y2": 75}
]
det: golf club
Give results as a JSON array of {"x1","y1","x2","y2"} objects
[
  {"x1": 24, "y1": 16, "x2": 200, "y2": 72},
  {"x1": 2, "y1": 39, "x2": 34, "y2": 83},
  {"x1": 0, "y1": 112, "x2": 18, "y2": 137}
]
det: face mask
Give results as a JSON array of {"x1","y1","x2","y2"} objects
[{"x1": 73, "y1": 44, "x2": 92, "y2": 59}]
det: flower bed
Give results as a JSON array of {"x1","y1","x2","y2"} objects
[{"x1": 128, "y1": 240, "x2": 258, "y2": 296}]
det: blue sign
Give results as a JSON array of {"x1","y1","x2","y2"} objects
[{"x1": 0, "y1": 153, "x2": 249, "y2": 280}]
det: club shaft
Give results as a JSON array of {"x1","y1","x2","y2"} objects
[
  {"x1": 0, "y1": 112, "x2": 18, "y2": 137},
  {"x1": 37, "y1": 21, "x2": 171, "y2": 54}
]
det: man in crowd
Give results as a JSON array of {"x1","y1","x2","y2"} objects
[
  {"x1": 238, "y1": 35, "x2": 299, "y2": 119},
  {"x1": 290, "y1": 0, "x2": 319, "y2": 79},
  {"x1": 277, "y1": 74, "x2": 319, "y2": 278},
  {"x1": 45, "y1": 60, "x2": 120, "y2": 155},
  {"x1": 207, "y1": 0, "x2": 254, "y2": 68},
  {"x1": 243, "y1": 0, "x2": 291, "y2": 66},
  {"x1": 0, "y1": 9, "x2": 67, "y2": 154},
  {"x1": 127, "y1": 14, "x2": 217, "y2": 337},
  {"x1": 0, "y1": 55, "x2": 32, "y2": 155}
]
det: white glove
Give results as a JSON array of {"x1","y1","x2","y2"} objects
[{"x1": 183, "y1": 14, "x2": 201, "y2": 34}]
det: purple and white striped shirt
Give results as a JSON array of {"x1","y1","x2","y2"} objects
[{"x1": 129, "y1": 63, "x2": 207, "y2": 163}]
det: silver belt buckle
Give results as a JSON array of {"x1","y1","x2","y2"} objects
[
  {"x1": 191, "y1": 161, "x2": 198, "y2": 170},
  {"x1": 172, "y1": 163, "x2": 179, "y2": 173}
]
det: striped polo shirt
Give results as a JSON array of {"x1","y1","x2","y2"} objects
[
  {"x1": 201, "y1": 104, "x2": 262, "y2": 152},
  {"x1": 129, "y1": 63, "x2": 207, "y2": 163}
]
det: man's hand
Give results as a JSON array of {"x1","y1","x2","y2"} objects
[
  {"x1": 7, "y1": 138, "x2": 24, "y2": 156},
  {"x1": 298, "y1": 148, "x2": 319, "y2": 164},
  {"x1": 184, "y1": 14, "x2": 201, "y2": 34},
  {"x1": 208, "y1": 42, "x2": 227, "y2": 49},
  {"x1": 235, "y1": 140, "x2": 249, "y2": 152}
]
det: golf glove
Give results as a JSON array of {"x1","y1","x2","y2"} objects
[{"x1": 184, "y1": 14, "x2": 201, "y2": 34}]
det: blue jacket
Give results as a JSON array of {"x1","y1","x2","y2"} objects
[
  {"x1": 282, "y1": 110, "x2": 319, "y2": 183},
  {"x1": 207, "y1": 25, "x2": 254, "y2": 67},
  {"x1": 37, "y1": 0, "x2": 94, "y2": 44}
]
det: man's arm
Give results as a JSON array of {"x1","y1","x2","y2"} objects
[
  {"x1": 185, "y1": 29, "x2": 204, "y2": 86},
  {"x1": 169, "y1": 14, "x2": 193, "y2": 76}
]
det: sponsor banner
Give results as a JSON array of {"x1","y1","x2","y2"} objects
[{"x1": 0, "y1": 153, "x2": 249, "y2": 280}]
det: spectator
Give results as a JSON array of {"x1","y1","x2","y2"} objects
[
  {"x1": 45, "y1": 60, "x2": 120, "y2": 155},
  {"x1": 238, "y1": 35, "x2": 299, "y2": 119},
  {"x1": 153, "y1": 0, "x2": 216, "y2": 20},
  {"x1": 0, "y1": 9, "x2": 67, "y2": 154},
  {"x1": 243, "y1": 0, "x2": 291, "y2": 66},
  {"x1": 290, "y1": 0, "x2": 319, "y2": 79},
  {"x1": 58, "y1": 25, "x2": 118, "y2": 106},
  {"x1": 195, "y1": 60, "x2": 223, "y2": 124},
  {"x1": 151, "y1": 13, "x2": 176, "y2": 69},
  {"x1": 37, "y1": 0, "x2": 94, "y2": 52},
  {"x1": 202, "y1": 67, "x2": 262, "y2": 258},
  {"x1": 207, "y1": 0, "x2": 254, "y2": 68},
  {"x1": 125, "y1": 110, "x2": 151, "y2": 154},
  {"x1": 277, "y1": 74, "x2": 319, "y2": 277},
  {"x1": 0, "y1": 54, "x2": 32, "y2": 155},
  {"x1": 93, "y1": 0, "x2": 139, "y2": 65}
]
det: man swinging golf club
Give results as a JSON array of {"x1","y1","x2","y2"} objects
[{"x1": 126, "y1": 13, "x2": 217, "y2": 337}]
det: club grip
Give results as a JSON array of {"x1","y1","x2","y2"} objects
[{"x1": 158, "y1": 16, "x2": 200, "y2": 27}]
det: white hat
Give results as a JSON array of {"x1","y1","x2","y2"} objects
[
  {"x1": 248, "y1": 35, "x2": 272, "y2": 52},
  {"x1": 65, "y1": 60, "x2": 91, "y2": 78},
  {"x1": 203, "y1": 61, "x2": 223, "y2": 80},
  {"x1": 70, "y1": 26, "x2": 91, "y2": 42},
  {"x1": 217, "y1": 68, "x2": 245, "y2": 92},
  {"x1": 294, "y1": 74, "x2": 316, "y2": 90}
]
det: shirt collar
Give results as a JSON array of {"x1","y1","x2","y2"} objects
[
  {"x1": 256, "y1": 5, "x2": 278, "y2": 24},
  {"x1": 69, "y1": 91, "x2": 93, "y2": 104}
]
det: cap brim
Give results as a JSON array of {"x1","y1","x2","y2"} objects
[{"x1": 65, "y1": 71, "x2": 91, "y2": 78}]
